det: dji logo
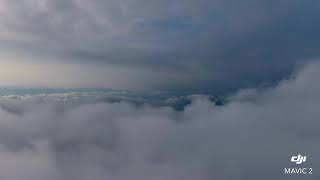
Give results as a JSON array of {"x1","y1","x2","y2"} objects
[
  {"x1": 284, "y1": 154, "x2": 312, "y2": 175},
  {"x1": 291, "y1": 154, "x2": 307, "y2": 164}
]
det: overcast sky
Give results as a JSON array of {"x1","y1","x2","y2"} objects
[{"x1": 0, "y1": 0, "x2": 320, "y2": 91}]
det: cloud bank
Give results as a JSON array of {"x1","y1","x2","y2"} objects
[{"x1": 1, "y1": 61, "x2": 320, "y2": 180}]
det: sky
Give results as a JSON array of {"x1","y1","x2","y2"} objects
[
  {"x1": 0, "y1": 0, "x2": 320, "y2": 91},
  {"x1": 1, "y1": 1, "x2": 320, "y2": 179}
]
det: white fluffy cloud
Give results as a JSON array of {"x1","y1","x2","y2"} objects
[{"x1": 0, "y1": 61, "x2": 320, "y2": 180}]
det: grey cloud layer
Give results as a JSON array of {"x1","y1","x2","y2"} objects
[
  {"x1": 0, "y1": 62, "x2": 320, "y2": 180},
  {"x1": 1, "y1": 0, "x2": 320, "y2": 89}
]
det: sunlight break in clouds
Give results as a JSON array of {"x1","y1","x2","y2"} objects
[
  {"x1": 0, "y1": 60, "x2": 205, "y2": 90},
  {"x1": 0, "y1": 61, "x2": 320, "y2": 180}
]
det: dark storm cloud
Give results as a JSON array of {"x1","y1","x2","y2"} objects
[{"x1": 0, "y1": 0, "x2": 320, "y2": 90}]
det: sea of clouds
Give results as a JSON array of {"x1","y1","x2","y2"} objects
[{"x1": 1, "y1": 62, "x2": 320, "y2": 180}]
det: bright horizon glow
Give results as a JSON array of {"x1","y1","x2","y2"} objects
[
  {"x1": 0, "y1": 60, "x2": 201, "y2": 90},
  {"x1": 0, "y1": 61, "x2": 130, "y2": 89}
]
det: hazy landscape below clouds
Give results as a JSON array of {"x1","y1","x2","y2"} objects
[{"x1": 0, "y1": 61, "x2": 319, "y2": 180}]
